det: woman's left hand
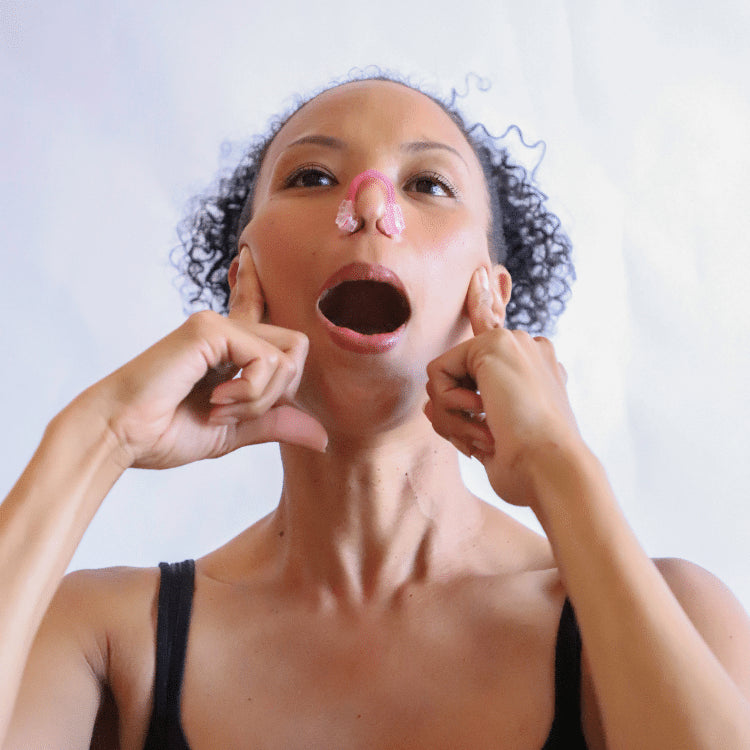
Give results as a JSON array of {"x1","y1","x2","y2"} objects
[{"x1": 424, "y1": 267, "x2": 583, "y2": 508}]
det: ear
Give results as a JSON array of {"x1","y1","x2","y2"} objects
[
  {"x1": 491, "y1": 264, "x2": 512, "y2": 324},
  {"x1": 227, "y1": 253, "x2": 240, "y2": 309}
]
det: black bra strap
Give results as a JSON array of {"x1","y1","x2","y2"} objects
[
  {"x1": 143, "y1": 560, "x2": 195, "y2": 750},
  {"x1": 542, "y1": 597, "x2": 587, "y2": 748}
]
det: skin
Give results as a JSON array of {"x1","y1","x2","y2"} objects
[{"x1": 2, "y1": 80, "x2": 750, "y2": 749}]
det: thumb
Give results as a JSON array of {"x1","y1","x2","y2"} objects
[
  {"x1": 231, "y1": 404, "x2": 329, "y2": 453},
  {"x1": 467, "y1": 267, "x2": 502, "y2": 336},
  {"x1": 228, "y1": 246, "x2": 265, "y2": 326}
]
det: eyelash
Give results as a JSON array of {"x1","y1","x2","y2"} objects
[
  {"x1": 283, "y1": 165, "x2": 457, "y2": 198},
  {"x1": 404, "y1": 171, "x2": 457, "y2": 198},
  {"x1": 283, "y1": 164, "x2": 337, "y2": 189}
]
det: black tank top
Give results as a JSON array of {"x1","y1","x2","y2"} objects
[{"x1": 143, "y1": 561, "x2": 588, "y2": 749}]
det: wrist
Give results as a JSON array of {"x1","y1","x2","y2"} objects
[
  {"x1": 516, "y1": 437, "x2": 605, "y2": 521},
  {"x1": 50, "y1": 387, "x2": 135, "y2": 473}
]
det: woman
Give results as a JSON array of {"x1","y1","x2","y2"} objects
[{"x1": 2, "y1": 75, "x2": 750, "y2": 749}]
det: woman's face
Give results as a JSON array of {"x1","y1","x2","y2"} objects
[{"x1": 236, "y1": 80, "x2": 502, "y2": 431}]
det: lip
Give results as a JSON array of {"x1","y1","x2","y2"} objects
[{"x1": 316, "y1": 262, "x2": 409, "y2": 354}]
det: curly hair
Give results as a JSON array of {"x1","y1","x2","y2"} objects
[{"x1": 173, "y1": 71, "x2": 574, "y2": 334}]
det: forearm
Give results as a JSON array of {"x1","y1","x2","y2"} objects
[
  {"x1": 0, "y1": 393, "x2": 127, "y2": 742},
  {"x1": 528, "y1": 442, "x2": 750, "y2": 750}
]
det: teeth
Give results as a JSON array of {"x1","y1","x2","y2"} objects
[{"x1": 318, "y1": 280, "x2": 410, "y2": 334}]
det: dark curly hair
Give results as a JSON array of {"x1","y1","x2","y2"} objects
[{"x1": 173, "y1": 71, "x2": 574, "y2": 334}]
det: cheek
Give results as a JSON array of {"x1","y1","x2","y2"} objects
[
  {"x1": 246, "y1": 202, "x2": 326, "y2": 269},
  {"x1": 424, "y1": 220, "x2": 490, "y2": 287},
  {"x1": 244, "y1": 210, "x2": 320, "y2": 325},
  {"x1": 415, "y1": 222, "x2": 490, "y2": 337}
]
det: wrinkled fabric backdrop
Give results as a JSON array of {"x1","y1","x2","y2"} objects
[{"x1": 2, "y1": 1, "x2": 749, "y2": 610}]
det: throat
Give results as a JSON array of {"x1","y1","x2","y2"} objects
[{"x1": 274, "y1": 438, "x2": 481, "y2": 605}]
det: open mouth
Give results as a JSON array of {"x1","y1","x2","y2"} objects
[{"x1": 317, "y1": 280, "x2": 411, "y2": 334}]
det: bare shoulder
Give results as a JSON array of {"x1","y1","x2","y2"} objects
[
  {"x1": 8, "y1": 566, "x2": 161, "y2": 749},
  {"x1": 57, "y1": 565, "x2": 162, "y2": 705},
  {"x1": 59, "y1": 564, "x2": 160, "y2": 605},
  {"x1": 654, "y1": 557, "x2": 750, "y2": 698},
  {"x1": 653, "y1": 557, "x2": 749, "y2": 624},
  {"x1": 57, "y1": 566, "x2": 160, "y2": 648}
]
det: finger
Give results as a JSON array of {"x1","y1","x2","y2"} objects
[
  {"x1": 531, "y1": 335, "x2": 566, "y2": 383},
  {"x1": 246, "y1": 325, "x2": 310, "y2": 395},
  {"x1": 209, "y1": 355, "x2": 281, "y2": 409},
  {"x1": 426, "y1": 380, "x2": 485, "y2": 417},
  {"x1": 532, "y1": 335, "x2": 556, "y2": 355},
  {"x1": 208, "y1": 355, "x2": 298, "y2": 419},
  {"x1": 192, "y1": 361, "x2": 241, "y2": 401},
  {"x1": 232, "y1": 404, "x2": 328, "y2": 453},
  {"x1": 425, "y1": 404, "x2": 491, "y2": 460},
  {"x1": 228, "y1": 246, "x2": 265, "y2": 326},
  {"x1": 249, "y1": 323, "x2": 308, "y2": 352},
  {"x1": 467, "y1": 267, "x2": 501, "y2": 336},
  {"x1": 425, "y1": 402, "x2": 495, "y2": 450},
  {"x1": 426, "y1": 338, "x2": 477, "y2": 396}
]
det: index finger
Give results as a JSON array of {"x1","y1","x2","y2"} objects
[
  {"x1": 228, "y1": 246, "x2": 265, "y2": 326},
  {"x1": 467, "y1": 267, "x2": 502, "y2": 336}
]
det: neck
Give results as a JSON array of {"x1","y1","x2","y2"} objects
[{"x1": 270, "y1": 418, "x2": 484, "y2": 609}]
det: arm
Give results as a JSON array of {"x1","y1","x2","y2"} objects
[
  {"x1": 4, "y1": 567, "x2": 119, "y2": 750},
  {"x1": 1, "y1": 248, "x2": 328, "y2": 747},
  {"x1": 425, "y1": 267, "x2": 750, "y2": 750},
  {"x1": 0, "y1": 399, "x2": 126, "y2": 747},
  {"x1": 530, "y1": 444, "x2": 750, "y2": 750}
]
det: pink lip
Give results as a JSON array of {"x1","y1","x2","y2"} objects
[{"x1": 316, "y1": 262, "x2": 408, "y2": 354}]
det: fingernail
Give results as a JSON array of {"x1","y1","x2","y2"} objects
[
  {"x1": 208, "y1": 412, "x2": 239, "y2": 425},
  {"x1": 478, "y1": 267, "x2": 490, "y2": 291},
  {"x1": 209, "y1": 394, "x2": 237, "y2": 406}
]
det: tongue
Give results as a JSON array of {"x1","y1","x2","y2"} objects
[{"x1": 319, "y1": 280, "x2": 409, "y2": 334}]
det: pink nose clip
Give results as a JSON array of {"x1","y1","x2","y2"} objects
[{"x1": 335, "y1": 169, "x2": 405, "y2": 236}]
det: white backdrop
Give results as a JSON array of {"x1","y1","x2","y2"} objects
[{"x1": 2, "y1": 1, "x2": 749, "y2": 611}]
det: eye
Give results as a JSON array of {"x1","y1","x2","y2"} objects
[
  {"x1": 284, "y1": 164, "x2": 337, "y2": 189},
  {"x1": 404, "y1": 171, "x2": 457, "y2": 198}
]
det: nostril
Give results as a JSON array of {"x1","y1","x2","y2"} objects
[{"x1": 336, "y1": 170, "x2": 405, "y2": 236}]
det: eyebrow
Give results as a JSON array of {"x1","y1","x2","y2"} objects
[
  {"x1": 286, "y1": 134, "x2": 347, "y2": 150},
  {"x1": 285, "y1": 135, "x2": 467, "y2": 166},
  {"x1": 400, "y1": 140, "x2": 467, "y2": 166}
]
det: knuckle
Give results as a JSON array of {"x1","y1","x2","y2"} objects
[
  {"x1": 533, "y1": 335, "x2": 554, "y2": 350},
  {"x1": 185, "y1": 309, "x2": 220, "y2": 337},
  {"x1": 250, "y1": 397, "x2": 273, "y2": 416},
  {"x1": 245, "y1": 379, "x2": 265, "y2": 401},
  {"x1": 290, "y1": 330, "x2": 310, "y2": 353},
  {"x1": 485, "y1": 327, "x2": 505, "y2": 345},
  {"x1": 277, "y1": 354, "x2": 298, "y2": 379}
]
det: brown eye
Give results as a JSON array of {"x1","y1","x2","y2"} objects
[
  {"x1": 404, "y1": 171, "x2": 456, "y2": 198},
  {"x1": 285, "y1": 166, "x2": 337, "y2": 188}
]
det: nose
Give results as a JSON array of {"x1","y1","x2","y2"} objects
[{"x1": 335, "y1": 169, "x2": 405, "y2": 236}]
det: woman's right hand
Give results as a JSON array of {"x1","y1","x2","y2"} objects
[{"x1": 84, "y1": 247, "x2": 328, "y2": 470}]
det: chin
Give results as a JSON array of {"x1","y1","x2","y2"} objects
[{"x1": 295, "y1": 360, "x2": 426, "y2": 440}]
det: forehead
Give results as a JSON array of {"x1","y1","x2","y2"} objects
[{"x1": 259, "y1": 80, "x2": 484, "y2": 180}]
